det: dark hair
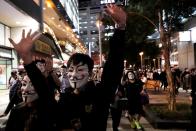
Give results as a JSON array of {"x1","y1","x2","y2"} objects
[
  {"x1": 67, "y1": 53, "x2": 94, "y2": 73},
  {"x1": 11, "y1": 70, "x2": 17, "y2": 76},
  {"x1": 124, "y1": 70, "x2": 136, "y2": 80}
]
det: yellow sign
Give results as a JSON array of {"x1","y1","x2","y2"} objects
[{"x1": 34, "y1": 40, "x2": 52, "y2": 55}]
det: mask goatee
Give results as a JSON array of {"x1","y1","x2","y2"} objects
[{"x1": 73, "y1": 82, "x2": 79, "y2": 94}]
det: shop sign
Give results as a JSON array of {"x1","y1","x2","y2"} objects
[{"x1": 34, "y1": 40, "x2": 52, "y2": 55}]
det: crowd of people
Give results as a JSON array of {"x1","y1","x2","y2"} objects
[
  {"x1": 0, "y1": 4, "x2": 195, "y2": 131},
  {"x1": 0, "y1": 4, "x2": 127, "y2": 131}
]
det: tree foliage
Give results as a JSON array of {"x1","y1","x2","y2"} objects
[
  {"x1": 155, "y1": 0, "x2": 196, "y2": 32},
  {"x1": 101, "y1": 0, "x2": 195, "y2": 69}
]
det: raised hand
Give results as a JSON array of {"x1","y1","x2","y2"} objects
[
  {"x1": 9, "y1": 29, "x2": 41, "y2": 64},
  {"x1": 105, "y1": 4, "x2": 127, "y2": 29}
]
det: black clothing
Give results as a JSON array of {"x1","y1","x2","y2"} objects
[
  {"x1": 190, "y1": 72, "x2": 196, "y2": 130},
  {"x1": 110, "y1": 107, "x2": 122, "y2": 131},
  {"x1": 4, "y1": 87, "x2": 22, "y2": 115},
  {"x1": 124, "y1": 80, "x2": 144, "y2": 115},
  {"x1": 47, "y1": 73, "x2": 60, "y2": 98},
  {"x1": 5, "y1": 62, "x2": 59, "y2": 131},
  {"x1": 5, "y1": 100, "x2": 57, "y2": 131},
  {"x1": 110, "y1": 85, "x2": 125, "y2": 131},
  {"x1": 58, "y1": 81, "x2": 109, "y2": 130},
  {"x1": 9, "y1": 80, "x2": 22, "y2": 102},
  {"x1": 4, "y1": 80, "x2": 22, "y2": 116},
  {"x1": 153, "y1": 72, "x2": 160, "y2": 80},
  {"x1": 58, "y1": 29, "x2": 125, "y2": 131},
  {"x1": 21, "y1": 29, "x2": 125, "y2": 131},
  {"x1": 160, "y1": 71, "x2": 168, "y2": 90}
]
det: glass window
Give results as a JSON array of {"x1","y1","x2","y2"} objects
[
  {"x1": 80, "y1": 30, "x2": 87, "y2": 35},
  {"x1": 91, "y1": 30, "x2": 98, "y2": 34}
]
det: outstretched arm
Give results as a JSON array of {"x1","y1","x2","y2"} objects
[
  {"x1": 8, "y1": 29, "x2": 41, "y2": 64},
  {"x1": 101, "y1": 4, "x2": 127, "y2": 100},
  {"x1": 105, "y1": 4, "x2": 127, "y2": 30},
  {"x1": 8, "y1": 30, "x2": 51, "y2": 100}
]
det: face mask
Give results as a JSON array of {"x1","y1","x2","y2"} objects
[
  {"x1": 36, "y1": 62, "x2": 46, "y2": 73},
  {"x1": 67, "y1": 63, "x2": 89, "y2": 90},
  {"x1": 21, "y1": 76, "x2": 38, "y2": 103},
  {"x1": 128, "y1": 72, "x2": 135, "y2": 80}
]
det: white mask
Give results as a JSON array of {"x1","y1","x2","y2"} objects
[
  {"x1": 128, "y1": 72, "x2": 135, "y2": 80},
  {"x1": 21, "y1": 75, "x2": 38, "y2": 103},
  {"x1": 36, "y1": 62, "x2": 46, "y2": 73},
  {"x1": 67, "y1": 63, "x2": 89, "y2": 89}
]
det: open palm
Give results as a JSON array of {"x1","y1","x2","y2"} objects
[
  {"x1": 105, "y1": 4, "x2": 127, "y2": 26},
  {"x1": 9, "y1": 29, "x2": 41, "y2": 64}
]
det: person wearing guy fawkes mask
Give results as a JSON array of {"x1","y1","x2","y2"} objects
[
  {"x1": 5, "y1": 74, "x2": 58, "y2": 131},
  {"x1": 8, "y1": 4, "x2": 126, "y2": 131},
  {"x1": 121, "y1": 70, "x2": 144, "y2": 130}
]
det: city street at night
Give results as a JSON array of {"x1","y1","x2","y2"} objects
[{"x1": 0, "y1": 0, "x2": 195, "y2": 131}]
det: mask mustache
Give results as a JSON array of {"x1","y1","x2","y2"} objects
[
  {"x1": 24, "y1": 96, "x2": 27, "y2": 102},
  {"x1": 22, "y1": 92, "x2": 36, "y2": 95},
  {"x1": 70, "y1": 76, "x2": 83, "y2": 81}
]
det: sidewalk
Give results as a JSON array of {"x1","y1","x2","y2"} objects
[
  {"x1": 0, "y1": 89, "x2": 9, "y2": 114},
  {"x1": 147, "y1": 87, "x2": 191, "y2": 104},
  {"x1": 106, "y1": 88, "x2": 191, "y2": 131},
  {"x1": 107, "y1": 116, "x2": 185, "y2": 131}
]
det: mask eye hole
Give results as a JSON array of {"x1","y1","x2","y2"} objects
[{"x1": 22, "y1": 83, "x2": 26, "y2": 86}]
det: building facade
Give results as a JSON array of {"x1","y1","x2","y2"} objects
[{"x1": 0, "y1": 0, "x2": 85, "y2": 89}]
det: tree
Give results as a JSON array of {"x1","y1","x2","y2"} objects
[
  {"x1": 101, "y1": 3, "x2": 161, "y2": 67},
  {"x1": 155, "y1": 0, "x2": 196, "y2": 111},
  {"x1": 126, "y1": 0, "x2": 195, "y2": 111}
]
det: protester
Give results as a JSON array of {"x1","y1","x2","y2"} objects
[
  {"x1": 8, "y1": 4, "x2": 126, "y2": 131},
  {"x1": 121, "y1": 70, "x2": 144, "y2": 130},
  {"x1": 0, "y1": 69, "x2": 24, "y2": 118},
  {"x1": 59, "y1": 65, "x2": 70, "y2": 93},
  {"x1": 5, "y1": 74, "x2": 58, "y2": 131},
  {"x1": 159, "y1": 69, "x2": 168, "y2": 90},
  {"x1": 7, "y1": 70, "x2": 23, "y2": 107}
]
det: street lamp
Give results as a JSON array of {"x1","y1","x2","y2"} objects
[
  {"x1": 139, "y1": 52, "x2": 144, "y2": 69},
  {"x1": 96, "y1": 19, "x2": 102, "y2": 67}
]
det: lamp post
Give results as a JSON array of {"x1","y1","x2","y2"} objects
[
  {"x1": 96, "y1": 19, "x2": 102, "y2": 67},
  {"x1": 139, "y1": 52, "x2": 144, "y2": 69}
]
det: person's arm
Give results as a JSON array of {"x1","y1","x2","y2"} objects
[
  {"x1": 8, "y1": 29, "x2": 41, "y2": 65},
  {"x1": 121, "y1": 74, "x2": 126, "y2": 86},
  {"x1": 24, "y1": 62, "x2": 53, "y2": 101},
  {"x1": 8, "y1": 30, "x2": 53, "y2": 101},
  {"x1": 101, "y1": 4, "x2": 127, "y2": 100},
  {"x1": 49, "y1": 70, "x2": 61, "y2": 93}
]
